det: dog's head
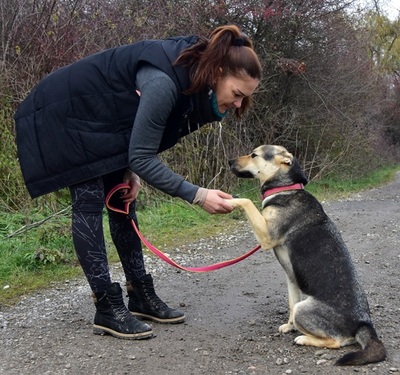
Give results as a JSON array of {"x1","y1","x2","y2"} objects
[{"x1": 228, "y1": 145, "x2": 308, "y2": 188}]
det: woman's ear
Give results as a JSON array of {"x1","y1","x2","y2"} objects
[{"x1": 212, "y1": 68, "x2": 223, "y2": 89}]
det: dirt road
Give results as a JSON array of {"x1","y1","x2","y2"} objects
[{"x1": 1, "y1": 175, "x2": 400, "y2": 375}]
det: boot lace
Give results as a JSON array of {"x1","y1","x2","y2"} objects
[
  {"x1": 108, "y1": 294, "x2": 131, "y2": 322},
  {"x1": 143, "y1": 283, "x2": 168, "y2": 310}
]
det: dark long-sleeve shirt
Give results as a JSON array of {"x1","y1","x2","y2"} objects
[{"x1": 130, "y1": 64, "x2": 199, "y2": 202}]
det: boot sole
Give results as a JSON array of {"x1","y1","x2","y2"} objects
[
  {"x1": 131, "y1": 312, "x2": 186, "y2": 324},
  {"x1": 93, "y1": 325, "x2": 154, "y2": 339}
]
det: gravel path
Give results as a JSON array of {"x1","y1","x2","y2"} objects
[{"x1": 1, "y1": 175, "x2": 400, "y2": 375}]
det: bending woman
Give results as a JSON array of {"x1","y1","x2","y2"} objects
[{"x1": 14, "y1": 24, "x2": 262, "y2": 340}]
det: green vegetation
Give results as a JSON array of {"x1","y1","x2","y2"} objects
[
  {"x1": 306, "y1": 166, "x2": 400, "y2": 200},
  {"x1": 1, "y1": 165, "x2": 399, "y2": 307},
  {"x1": 2, "y1": 1, "x2": 400, "y2": 213}
]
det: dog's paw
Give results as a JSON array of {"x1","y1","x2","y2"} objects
[
  {"x1": 294, "y1": 335, "x2": 312, "y2": 346},
  {"x1": 279, "y1": 323, "x2": 295, "y2": 333},
  {"x1": 224, "y1": 198, "x2": 238, "y2": 209}
]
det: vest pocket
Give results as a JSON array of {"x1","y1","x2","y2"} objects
[{"x1": 66, "y1": 117, "x2": 131, "y2": 161}]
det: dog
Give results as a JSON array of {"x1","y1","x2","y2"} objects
[{"x1": 226, "y1": 145, "x2": 386, "y2": 366}]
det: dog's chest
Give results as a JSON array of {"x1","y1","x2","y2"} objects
[{"x1": 261, "y1": 205, "x2": 289, "y2": 240}]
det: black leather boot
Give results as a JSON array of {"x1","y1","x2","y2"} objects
[
  {"x1": 93, "y1": 282, "x2": 153, "y2": 339},
  {"x1": 127, "y1": 274, "x2": 185, "y2": 324}
]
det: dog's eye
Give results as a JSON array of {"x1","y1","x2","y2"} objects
[{"x1": 251, "y1": 153, "x2": 257, "y2": 158}]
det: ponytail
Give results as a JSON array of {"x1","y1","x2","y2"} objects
[{"x1": 175, "y1": 25, "x2": 262, "y2": 117}]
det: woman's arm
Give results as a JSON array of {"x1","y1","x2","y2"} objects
[
  {"x1": 129, "y1": 64, "x2": 199, "y2": 202},
  {"x1": 129, "y1": 64, "x2": 233, "y2": 213}
]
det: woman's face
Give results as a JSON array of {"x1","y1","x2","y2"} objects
[{"x1": 214, "y1": 72, "x2": 260, "y2": 113}]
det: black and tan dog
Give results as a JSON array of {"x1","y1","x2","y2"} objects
[{"x1": 226, "y1": 145, "x2": 386, "y2": 366}]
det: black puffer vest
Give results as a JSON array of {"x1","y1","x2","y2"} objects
[{"x1": 14, "y1": 36, "x2": 202, "y2": 198}]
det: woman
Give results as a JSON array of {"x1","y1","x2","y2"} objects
[{"x1": 14, "y1": 24, "x2": 262, "y2": 340}]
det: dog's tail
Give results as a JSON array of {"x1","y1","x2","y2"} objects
[{"x1": 335, "y1": 323, "x2": 386, "y2": 366}]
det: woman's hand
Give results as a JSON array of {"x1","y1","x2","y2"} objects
[
  {"x1": 201, "y1": 189, "x2": 234, "y2": 214},
  {"x1": 121, "y1": 169, "x2": 141, "y2": 203}
]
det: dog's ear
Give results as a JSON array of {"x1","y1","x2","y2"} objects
[
  {"x1": 281, "y1": 151, "x2": 293, "y2": 166},
  {"x1": 282, "y1": 157, "x2": 292, "y2": 165}
]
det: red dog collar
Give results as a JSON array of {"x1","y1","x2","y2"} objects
[{"x1": 262, "y1": 183, "x2": 304, "y2": 200}]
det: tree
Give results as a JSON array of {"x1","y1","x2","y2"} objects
[
  {"x1": 1, "y1": 0, "x2": 399, "y2": 209},
  {"x1": 362, "y1": 10, "x2": 400, "y2": 75}
]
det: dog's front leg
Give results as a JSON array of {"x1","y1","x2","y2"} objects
[
  {"x1": 225, "y1": 198, "x2": 276, "y2": 250},
  {"x1": 273, "y1": 246, "x2": 301, "y2": 333},
  {"x1": 279, "y1": 275, "x2": 301, "y2": 333}
]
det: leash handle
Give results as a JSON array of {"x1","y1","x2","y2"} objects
[{"x1": 105, "y1": 183, "x2": 261, "y2": 273}]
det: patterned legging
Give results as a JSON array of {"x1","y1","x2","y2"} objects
[{"x1": 69, "y1": 169, "x2": 146, "y2": 293}]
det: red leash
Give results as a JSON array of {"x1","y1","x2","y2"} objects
[{"x1": 105, "y1": 183, "x2": 261, "y2": 273}]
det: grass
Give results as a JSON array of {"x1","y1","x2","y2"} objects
[
  {"x1": 0, "y1": 208, "x2": 82, "y2": 305},
  {"x1": 305, "y1": 166, "x2": 400, "y2": 200},
  {"x1": 1, "y1": 164, "x2": 399, "y2": 307}
]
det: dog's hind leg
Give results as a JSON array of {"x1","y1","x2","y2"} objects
[
  {"x1": 292, "y1": 297, "x2": 347, "y2": 349},
  {"x1": 294, "y1": 334, "x2": 341, "y2": 348}
]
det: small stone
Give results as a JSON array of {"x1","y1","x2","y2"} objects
[
  {"x1": 316, "y1": 359, "x2": 327, "y2": 365},
  {"x1": 276, "y1": 358, "x2": 283, "y2": 365}
]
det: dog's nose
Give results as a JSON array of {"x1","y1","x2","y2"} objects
[{"x1": 228, "y1": 160, "x2": 234, "y2": 167}]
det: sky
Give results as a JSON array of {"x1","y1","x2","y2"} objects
[
  {"x1": 385, "y1": 0, "x2": 400, "y2": 20},
  {"x1": 357, "y1": 0, "x2": 400, "y2": 20}
]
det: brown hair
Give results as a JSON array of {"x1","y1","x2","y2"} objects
[{"x1": 175, "y1": 25, "x2": 262, "y2": 118}]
